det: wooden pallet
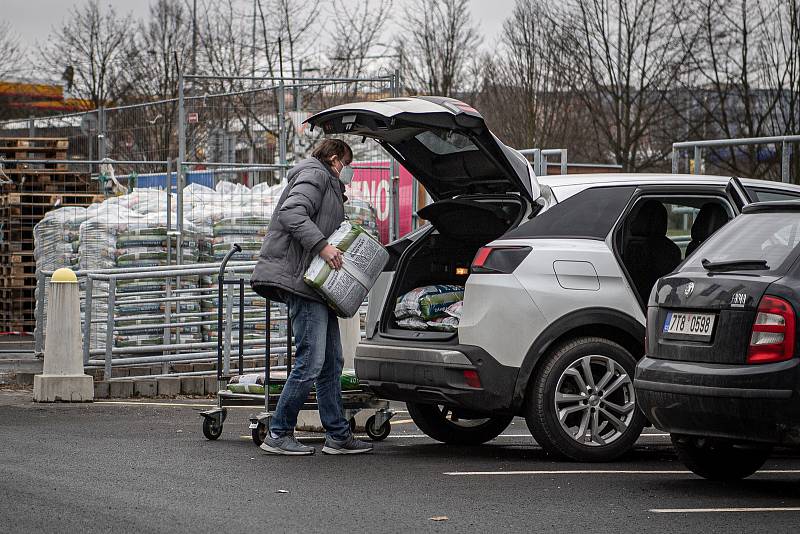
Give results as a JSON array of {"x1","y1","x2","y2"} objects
[
  {"x1": 1, "y1": 192, "x2": 104, "y2": 207},
  {"x1": 0, "y1": 150, "x2": 68, "y2": 161},
  {"x1": 1, "y1": 168, "x2": 89, "y2": 176},
  {"x1": 0, "y1": 138, "x2": 69, "y2": 149}
]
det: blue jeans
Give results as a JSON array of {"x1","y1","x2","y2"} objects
[{"x1": 269, "y1": 293, "x2": 350, "y2": 441}]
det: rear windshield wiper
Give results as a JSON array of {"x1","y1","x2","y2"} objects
[{"x1": 701, "y1": 258, "x2": 769, "y2": 272}]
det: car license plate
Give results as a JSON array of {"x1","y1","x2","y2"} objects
[{"x1": 662, "y1": 311, "x2": 715, "y2": 340}]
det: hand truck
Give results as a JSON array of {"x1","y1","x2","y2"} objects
[{"x1": 200, "y1": 244, "x2": 395, "y2": 445}]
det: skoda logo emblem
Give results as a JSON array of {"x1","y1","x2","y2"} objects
[{"x1": 684, "y1": 282, "x2": 695, "y2": 297}]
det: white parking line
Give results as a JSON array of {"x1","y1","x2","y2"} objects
[
  {"x1": 95, "y1": 401, "x2": 217, "y2": 407},
  {"x1": 650, "y1": 507, "x2": 800, "y2": 514},
  {"x1": 444, "y1": 470, "x2": 800, "y2": 476}
]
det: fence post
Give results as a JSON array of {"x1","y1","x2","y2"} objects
[
  {"x1": 34, "y1": 271, "x2": 45, "y2": 357},
  {"x1": 532, "y1": 149, "x2": 542, "y2": 176},
  {"x1": 693, "y1": 146, "x2": 702, "y2": 175},
  {"x1": 98, "y1": 106, "x2": 106, "y2": 160},
  {"x1": 82, "y1": 277, "x2": 93, "y2": 365},
  {"x1": 278, "y1": 80, "x2": 287, "y2": 182},
  {"x1": 177, "y1": 72, "x2": 186, "y2": 265},
  {"x1": 782, "y1": 141, "x2": 791, "y2": 183},
  {"x1": 390, "y1": 71, "x2": 400, "y2": 241},
  {"x1": 103, "y1": 278, "x2": 116, "y2": 380},
  {"x1": 560, "y1": 149, "x2": 568, "y2": 175},
  {"x1": 671, "y1": 148, "x2": 679, "y2": 173}
]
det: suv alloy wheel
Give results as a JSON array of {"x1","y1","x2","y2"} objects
[{"x1": 526, "y1": 337, "x2": 646, "y2": 461}]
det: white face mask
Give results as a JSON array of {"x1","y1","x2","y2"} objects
[{"x1": 339, "y1": 164, "x2": 354, "y2": 184}]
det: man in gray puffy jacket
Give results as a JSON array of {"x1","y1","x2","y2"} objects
[{"x1": 251, "y1": 139, "x2": 372, "y2": 455}]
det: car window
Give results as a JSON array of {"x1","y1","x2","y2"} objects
[
  {"x1": 628, "y1": 198, "x2": 732, "y2": 259},
  {"x1": 414, "y1": 130, "x2": 478, "y2": 155},
  {"x1": 747, "y1": 187, "x2": 800, "y2": 203},
  {"x1": 503, "y1": 185, "x2": 635, "y2": 240},
  {"x1": 682, "y1": 212, "x2": 800, "y2": 273}
]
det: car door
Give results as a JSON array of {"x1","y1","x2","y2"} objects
[{"x1": 612, "y1": 185, "x2": 739, "y2": 309}]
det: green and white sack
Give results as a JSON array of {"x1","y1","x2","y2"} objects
[
  {"x1": 394, "y1": 285, "x2": 464, "y2": 321},
  {"x1": 304, "y1": 221, "x2": 389, "y2": 318}
]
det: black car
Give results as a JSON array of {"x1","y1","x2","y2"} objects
[{"x1": 635, "y1": 200, "x2": 800, "y2": 480}]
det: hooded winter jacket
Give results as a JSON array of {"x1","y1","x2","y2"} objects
[{"x1": 251, "y1": 157, "x2": 345, "y2": 303}]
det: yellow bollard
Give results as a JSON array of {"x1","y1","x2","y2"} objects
[{"x1": 33, "y1": 268, "x2": 94, "y2": 402}]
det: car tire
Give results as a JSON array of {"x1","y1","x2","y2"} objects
[
  {"x1": 525, "y1": 336, "x2": 646, "y2": 462},
  {"x1": 671, "y1": 434, "x2": 771, "y2": 481},
  {"x1": 406, "y1": 402, "x2": 513, "y2": 445}
]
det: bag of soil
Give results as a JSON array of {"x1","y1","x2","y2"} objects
[
  {"x1": 394, "y1": 285, "x2": 464, "y2": 321},
  {"x1": 227, "y1": 368, "x2": 360, "y2": 394},
  {"x1": 426, "y1": 316, "x2": 459, "y2": 332},
  {"x1": 304, "y1": 221, "x2": 389, "y2": 318}
]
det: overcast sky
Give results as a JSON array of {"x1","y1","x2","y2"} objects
[{"x1": 5, "y1": 0, "x2": 516, "y2": 52}]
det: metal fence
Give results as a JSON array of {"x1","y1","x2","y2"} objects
[
  {"x1": 672, "y1": 135, "x2": 800, "y2": 182},
  {"x1": 0, "y1": 73, "x2": 397, "y2": 372}
]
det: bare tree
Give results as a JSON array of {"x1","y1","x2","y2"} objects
[
  {"x1": 196, "y1": 0, "x2": 252, "y2": 80},
  {"x1": 676, "y1": 0, "x2": 791, "y2": 178},
  {"x1": 398, "y1": 0, "x2": 481, "y2": 96},
  {"x1": 106, "y1": 0, "x2": 194, "y2": 162},
  {"x1": 326, "y1": 0, "x2": 393, "y2": 80},
  {"x1": 119, "y1": 0, "x2": 192, "y2": 102},
  {"x1": 767, "y1": 0, "x2": 800, "y2": 140},
  {"x1": 39, "y1": 0, "x2": 132, "y2": 109},
  {"x1": 0, "y1": 22, "x2": 28, "y2": 121},
  {"x1": 0, "y1": 22, "x2": 24, "y2": 80},
  {"x1": 479, "y1": 0, "x2": 583, "y2": 154},
  {"x1": 559, "y1": 0, "x2": 690, "y2": 171},
  {"x1": 255, "y1": 0, "x2": 322, "y2": 79}
]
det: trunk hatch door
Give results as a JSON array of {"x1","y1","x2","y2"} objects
[{"x1": 305, "y1": 96, "x2": 540, "y2": 202}]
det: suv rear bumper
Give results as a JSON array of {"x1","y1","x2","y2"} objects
[
  {"x1": 635, "y1": 356, "x2": 800, "y2": 445},
  {"x1": 354, "y1": 340, "x2": 518, "y2": 415}
]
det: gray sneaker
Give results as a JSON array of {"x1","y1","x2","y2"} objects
[
  {"x1": 322, "y1": 435, "x2": 373, "y2": 455},
  {"x1": 260, "y1": 434, "x2": 315, "y2": 456}
]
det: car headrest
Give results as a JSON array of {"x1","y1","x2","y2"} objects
[
  {"x1": 691, "y1": 203, "x2": 729, "y2": 241},
  {"x1": 630, "y1": 199, "x2": 668, "y2": 237}
]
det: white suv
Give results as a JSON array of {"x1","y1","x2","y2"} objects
[{"x1": 307, "y1": 97, "x2": 800, "y2": 461}]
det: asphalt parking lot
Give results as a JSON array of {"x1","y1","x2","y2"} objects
[{"x1": 2, "y1": 390, "x2": 800, "y2": 533}]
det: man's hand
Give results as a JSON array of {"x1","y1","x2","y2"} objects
[{"x1": 319, "y1": 244, "x2": 343, "y2": 270}]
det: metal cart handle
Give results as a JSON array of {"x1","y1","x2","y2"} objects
[{"x1": 219, "y1": 243, "x2": 242, "y2": 277}]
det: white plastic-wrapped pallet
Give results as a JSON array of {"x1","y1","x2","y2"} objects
[
  {"x1": 34, "y1": 206, "x2": 90, "y2": 338},
  {"x1": 78, "y1": 198, "x2": 202, "y2": 350},
  {"x1": 34, "y1": 207, "x2": 88, "y2": 272},
  {"x1": 199, "y1": 186, "x2": 275, "y2": 345}
]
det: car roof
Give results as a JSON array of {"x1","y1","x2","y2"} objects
[
  {"x1": 538, "y1": 173, "x2": 800, "y2": 193},
  {"x1": 742, "y1": 200, "x2": 800, "y2": 213}
]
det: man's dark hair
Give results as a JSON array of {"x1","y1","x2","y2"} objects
[{"x1": 311, "y1": 138, "x2": 353, "y2": 165}]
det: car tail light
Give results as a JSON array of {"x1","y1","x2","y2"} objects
[
  {"x1": 471, "y1": 246, "x2": 531, "y2": 274},
  {"x1": 747, "y1": 296, "x2": 796, "y2": 364},
  {"x1": 463, "y1": 369, "x2": 482, "y2": 388}
]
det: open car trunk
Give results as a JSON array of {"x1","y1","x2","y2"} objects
[{"x1": 379, "y1": 194, "x2": 527, "y2": 341}]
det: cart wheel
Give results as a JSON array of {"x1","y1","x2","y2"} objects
[
  {"x1": 202, "y1": 417, "x2": 223, "y2": 440},
  {"x1": 251, "y1": 422, "x2": 267, "y2": 446},
  {"x1": 365, "y1": 415, "x2": 391, "y2": 441},
  {"x1": 349, "y1": 417, "x2": 357, "y2": 433}
]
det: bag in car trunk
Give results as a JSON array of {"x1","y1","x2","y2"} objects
[{"x1": 383, "y1": 195, "x2": 525, "y2": 337}]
